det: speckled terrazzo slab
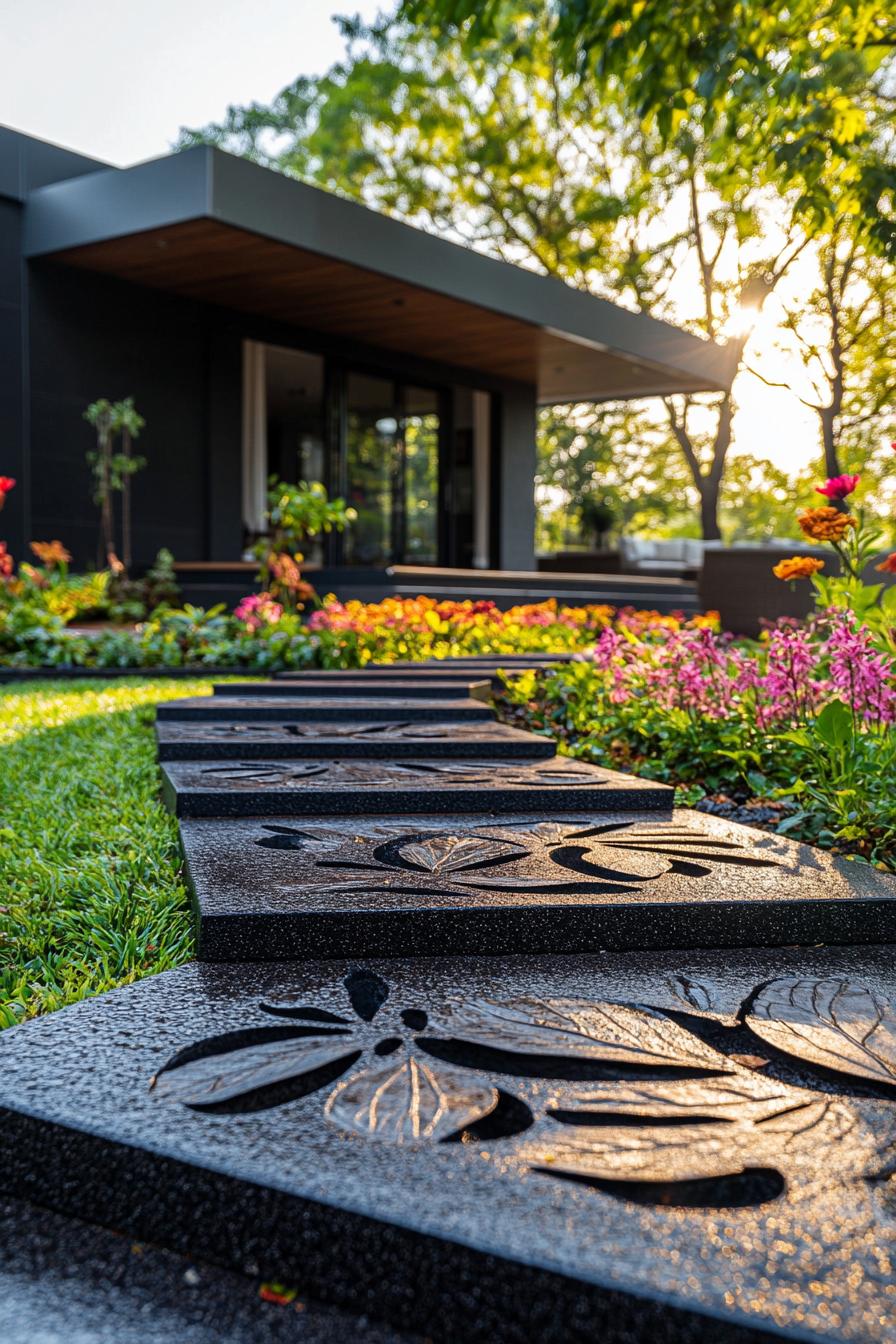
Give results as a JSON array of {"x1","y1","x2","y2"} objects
[
  {"x1": 155, "y1": 697, "x2": 496, "y2": 723},
  {"x1": 160, "y1": 758, "x2": 671, "y2": 819},
  {"x1": 155, "y1": 719, "x2": 557, "y2": 761},
  {"x1": 211, "y1": 678, "x2": 492, "y2": 700},
  {"x1": 1, "y1": 947, "x2": 894, "y2": 1343},
  {"x1": 176, "y1": 809, "x2": 896, "y2": 961}
]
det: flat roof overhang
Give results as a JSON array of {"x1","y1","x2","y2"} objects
[{"x1": 23, "y1": 146, "x2": 734, "y2": 404}]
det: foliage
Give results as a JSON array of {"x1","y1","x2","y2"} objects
[
  {"x1": 579, "y1": 493, "x2": 616, "y2": 546},
  {"x1": 177, "y1": 4, "x2": 818, "y2": 540},
  {"x1": 752, "y1": 232, "x2": 896, "y2": 479},
  {"x1": 255, "y1": 478, "x2": 355, "y2": 608},
  {"x1": 500, "y1": 611, "x2": 896, "y2": 868},
  {"x1": 106, "y1": 548, "x2": 182, "y2": 622},
  {"x1": 0, "y1": 679, "x2": 236, "y2": 1027},
  {"x1": 719, "y1": 456, "x2": 811, "y2": 542},
  {"x1": 536, "y1": 406, "x2": 696, "y2": 549},
  {"x1": 773, "y1": 468, "x2": 896, "y2": 649},
  {"x1": 83, "y1": 397, "x2": 147, "y2": 571},
  {"x1": 404, "y1": 0, "x2": 896, "y2": 258},
  {"x1": 0, "y1": 540, "x2": 110, "y2": 627}
]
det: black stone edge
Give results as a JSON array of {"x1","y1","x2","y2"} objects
[
  {"x1": 192, "y1": 896, "x2": 896, "y2": 962},
  {"x1": 160, "y1": 779, "x2": 673, "y2": 819},
  {"x1": 211, "y1": 681, "x2": 495, "y2": 702},
  {"x1": 0, "y1": 1105, "x2": 788, "y2": 1344},
  {"x1": 0, "y1": 666, "x2": 256, "y2": 683},
  {"x1": 155, "y1": 735, "x2": 558, "y2": 762},
  {"x1": 155, "y1": 703, "x2": 496, "y2": 722}
]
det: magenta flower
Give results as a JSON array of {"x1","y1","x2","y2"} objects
[
  {"x1": 816, "y1": 473, "x2": 860, "y2": 500},
  {"x1": 234, "y1": 592, "x2": 283, "y2": 632}
]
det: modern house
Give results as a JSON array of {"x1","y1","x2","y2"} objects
[{"x1": 1, "y1": 126, "x2": 732, "y2": 599}]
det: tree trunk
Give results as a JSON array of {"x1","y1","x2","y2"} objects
[
  {"x1": 819, "y1": 406, "x2": 841, "y2": 481},
  {"x1": 101, "y1": 431, "x2": 116, "y2": 568},
  {"x1": 699, "y1": 483, "x2": 722, "y2": 541},
  {"x1": 122, "y1": 427, "x2": 132, "y2": 572}
]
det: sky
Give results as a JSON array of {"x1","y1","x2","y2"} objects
[
  {"x1": 0, "y1": 0, "x2": 833, "y2": 477},
  {"x1": 0, "y1": 0, "x2": 382, "y2": 166}
]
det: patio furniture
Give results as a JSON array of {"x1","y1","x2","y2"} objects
[{"x1": 618, "y1": 537, "x2": 705, "y2": 578}]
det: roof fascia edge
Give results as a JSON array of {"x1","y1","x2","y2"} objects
[
  {"x1": 208, "y1": 150, "x2": 731, "y2": 389},
  {"x1": 22, "y1": 147, "x2": 214, "y2": 258},
  {"x1": 21, "y1": 145, "x2": 731, "y2": 393}
]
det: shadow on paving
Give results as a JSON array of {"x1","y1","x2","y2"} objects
[{"x1": 0, "y1": 1196, "x2": 416, "y2": 1344}]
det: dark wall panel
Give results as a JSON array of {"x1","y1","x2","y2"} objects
[
  {"x1": 0, "y1": 198, "x2": 26, "y2": 558},
  {"x1": 27, "y1": 263, "x2": 212, "y2": 567}
]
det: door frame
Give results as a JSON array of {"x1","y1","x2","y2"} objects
[{"x1": 328, "y1": 361, "x2": 450, "y2": 568}]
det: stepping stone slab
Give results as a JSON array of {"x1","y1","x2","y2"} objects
[
  {"x1": 0, "y1": 1194, "x2": 408, "y2": 1344},
  {"x1": 211, "y1": 678, "x2": 492, "y2": 700},
  {"x1": 1, "y1": 945, "x2": 894, "y2": 1344},
  {"x1": 160, "y1": 758, "x2": 670, "y2": 819},
  {"x1": 272, "y1": 654, "x2": 577, "y2": 677},
  {"x1": 177, "y1": 809, "x2": 896, "y2": 961},
  {"x1": 156, "y1": 697, "x2": 495, "y2": 723},
  {"x1": 155, "y1": 719, "x2": 557, "y2": 761}
]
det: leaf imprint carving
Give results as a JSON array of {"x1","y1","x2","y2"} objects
[
  {"x1": 325, "y1": 1056, "x2": 499, "y2": 1141},
  {"x1": 746, "y1": 978, "x2": 896, "y2": 1087},
  {"x1": 434, "y1": 997, "x2": 737, "y2": 1071}
]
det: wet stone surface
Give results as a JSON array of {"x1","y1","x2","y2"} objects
[
  {"x1": 1, "y1": 947, "x2": 895, "y2": 1343},
  {"x1": 161, "y1": 758, "x2": 671, "y2": 819},
  {"x1": 155, "y1": 697, "x2": 496, "y2": 723},
  {"x1": 211, "y1": 678, "x2": 493, "y2": 700},
  {"x1": 177, "y1": 809, "x2": 896, "y2": 961},
  {"x1": 155, "y1": 719, "x2": 557, "y2": 762}
]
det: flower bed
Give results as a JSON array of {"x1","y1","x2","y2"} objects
[
  {"x1": 499, "y1": 610, "x2": 895, "y2": 869},
  {"x1": 0, "y1": 589, "x2": 698, "y2": 671}
]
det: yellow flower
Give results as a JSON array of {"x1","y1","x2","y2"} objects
[
  {"x1": 797, "y1": 507, "x2": 856, "y2": 543},
  {"x1": 772, "y1": 556, "x2": 825, "y2": 581}
]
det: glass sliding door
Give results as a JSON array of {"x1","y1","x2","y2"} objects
[
  {"x1": 343, "y1": 373, "x2": 442, "y2": 566},
  {"x1": 343, "y1": 373, "x2": 398, "y2": 566},
  {"x1": 400, "y1": 385, "x2": 440, "y2": 565}
]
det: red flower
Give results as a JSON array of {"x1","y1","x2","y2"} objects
[
  {"x1": 876, "y1": 553, "x2": 896, "y2": 575},
  {"x1": 816, "y1": 473, "x2": 860, "y2": 500},
  {"x1": 0, "y1": 477, "x2": 15, "y2": 493}
]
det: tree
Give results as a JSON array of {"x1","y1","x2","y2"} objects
[
  {"x1": 750, "y1": 231, "x2": 896, "y2": 481},
  {"x1": 178, "y1": 4, "x2": 808, "y2": 538},
  {"x1": 83, "y1": 398, "x2": 146, "y2": 572},
  {"x1": 403, "y1": 0, "x2": 896, "y2": 258},
  {"x1": 536, "y1": 405, "x2": 696, "y2": 549}
]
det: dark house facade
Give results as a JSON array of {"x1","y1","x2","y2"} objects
[{"x1": 1, "y1": 127, "x2": 732, "y2": 583}]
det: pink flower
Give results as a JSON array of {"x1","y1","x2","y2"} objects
[
  {"x1": 816, "y1": 473, "x2": 860, "y2": 500},
  {"x1": 234, "y1": 592, "x2": 283, "y2": 632},
  {"x1": 824, "y1": 608, "x2": 896, "y2": 725}
]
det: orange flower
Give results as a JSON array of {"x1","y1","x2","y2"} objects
[
  {"x1": 797, "y1": 506, "x2": 856, "y2": 543},
  {"x1": 876, "y1": 552, "x2": 896, "y2": 574},
  {"x1": 772, "y1": 555, "x2": 825, "y2": 581},
  {"x1": 30, "y1": 539, "x2": 71, "y2": 566}
]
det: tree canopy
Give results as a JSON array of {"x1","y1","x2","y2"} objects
[
  {"x1": 402, "y1": 0, "x2": 896, "y2": 257},
  {"x1": 179, "y1": 3, "x2": 895, "y2": 542}
]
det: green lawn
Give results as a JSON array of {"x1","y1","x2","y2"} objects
[{"x1": 0, "y1": 678, "x2": 230, "y2": 1028}]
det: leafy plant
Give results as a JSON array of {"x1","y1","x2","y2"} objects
[
  {"x1": 579, "y1": 493, "x2": 616, "y2": 547},
  {"x1": 108, "y1": 548, "x2": 182, "y2": 622},
  {"x1": 84, "y1": 397, "x2": 147, "y2": 572},
  {"x1": 254, "y1": 479, "x2": 356, "y2": 608}
]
